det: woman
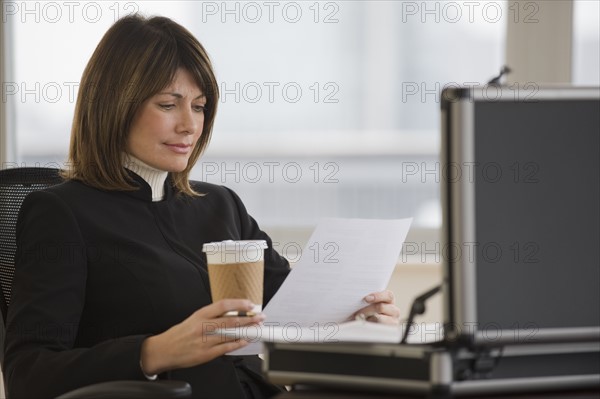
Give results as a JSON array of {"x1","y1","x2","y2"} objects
[{"x1": 3, "y1": 15, "x2": 400, "y2": 398}]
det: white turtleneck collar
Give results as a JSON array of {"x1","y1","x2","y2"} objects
[{"x1": 123, "y1": 154, "x2": 169, "y2": 202}]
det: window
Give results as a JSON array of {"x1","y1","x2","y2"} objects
[
  {"x1": 573, "y1": 0, "x2": 600, "y2": 85},
  {"x1": 4, "y1": 1, "x2": 507, "y2": 246}
]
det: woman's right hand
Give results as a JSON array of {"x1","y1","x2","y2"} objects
[{"x1": 140, "y1": 299, "x2": 265, "y2": 375}]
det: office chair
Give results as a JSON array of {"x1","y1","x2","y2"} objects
[{"x1": 0, "y1": 167, "x2": 191, "y2": 399}]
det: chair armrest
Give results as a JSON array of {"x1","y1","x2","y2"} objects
[{"x1": 54, "y1": 380, "x2": 192, "y2": 399}]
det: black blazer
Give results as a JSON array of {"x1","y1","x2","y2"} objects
[{"x1": 3, "y1": 174, "x2": 290, "y2": 399}]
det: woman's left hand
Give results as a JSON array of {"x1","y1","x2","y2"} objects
[{"x1": 351, "y1": 290, "x2": 401, "y2": 325}]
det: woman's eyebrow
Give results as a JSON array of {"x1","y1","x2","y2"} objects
[{"x1": 157, "y1": 92, "x2": 206, "y2": 100}]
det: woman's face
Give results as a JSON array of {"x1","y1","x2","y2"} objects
[{"x1": 127, "y1": 68, "x2": 206, "y2": 172}]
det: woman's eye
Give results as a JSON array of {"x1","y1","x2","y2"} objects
[
  {"x1": 193, "y1": 105, "x2": 206, "y2": 113},
  {"x1": 159, "y1": 104, "x2": 175, "y2": 110}
]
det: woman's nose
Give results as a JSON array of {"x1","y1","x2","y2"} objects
[{"x1": 176, "y1": 108, "x2": 199, "y2": 135}]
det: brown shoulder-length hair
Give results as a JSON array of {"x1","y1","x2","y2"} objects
[{"x1": 63, "y1": 14, "x2": 219, "y2": 195}]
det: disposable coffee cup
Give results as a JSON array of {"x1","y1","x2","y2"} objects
[{"x1": 202, "y1": 240, "x2": 267, "y2": 315}]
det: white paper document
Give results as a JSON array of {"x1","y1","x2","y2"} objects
[
  {"x1": 221, "y1": 320, "x2": 443, "y2": 356},
  {"x1": 226, "y1": 217, "x2": 413, "y2": 355},
  {"x1": 263, "y1": 217, "x2": 412, "y2": 325}
]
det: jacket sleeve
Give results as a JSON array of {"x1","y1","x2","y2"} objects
[
  {"x1": 222, "y1": 187, "x2": 291, "y2": 305},
  {"x1": 3, "y1": 190, "x2": 149, "y2": 399}
]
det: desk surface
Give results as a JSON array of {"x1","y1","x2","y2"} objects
[{"x1": 276, "y1": 387, "x2": 600, "y2": 399}]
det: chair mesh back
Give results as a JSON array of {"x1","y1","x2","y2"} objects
[{"x1": 0, "y1": 168, "x2": 64, "y2": 322}]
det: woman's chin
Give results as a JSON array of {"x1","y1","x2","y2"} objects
[{"x1": 158, "y1": 159, "x2": 190, "y2": 173}]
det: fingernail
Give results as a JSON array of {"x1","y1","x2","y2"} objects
[
  {"x1": 247, "y1": 302, "x2": 255, "y2": 310},
  {"x1": 365, "y1": 295, "x2": 375, "y2": 302}
]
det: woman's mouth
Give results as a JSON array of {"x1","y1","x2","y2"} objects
[{"x1": 164, "y1": 143, "x2": 192, "y2": 154}]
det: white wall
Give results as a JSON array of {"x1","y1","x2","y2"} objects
[
  {"x1": 1, "y1": 0, "x2": 7, "y2": 167},
  {"x1": 506, "y1": 0, "x2": 573, "y2": 84}
]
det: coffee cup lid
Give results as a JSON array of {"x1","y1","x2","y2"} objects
[{"x1": 202, "y1": 240, "x2": 268, "y2": 253}]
